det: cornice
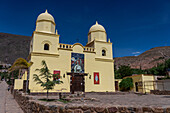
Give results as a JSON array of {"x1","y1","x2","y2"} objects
[
  {"x1": 36, "y1": 20, "x2": 56, "y2": 25},
  {"x1": 88, "y1": 30, "x2": 106, "y2": 35},
  {"x1": 83, "y1": 50, "x2": 96, "y2": 54},
  {"x1": 95, "y1": 57, "x2": 114, "y2": 62},
  {"x1": 58, "y1": 48, "x2": 73, "y2": 51},
  {"x1": 30, "y1": 52, "x2": 59, "y2": 57},
  {"x1": 94, "y1": 40, "x2": 112, "y2": 44},
  {"x1": 33, "y1": 31, "x2": 60, "y2": 37}
]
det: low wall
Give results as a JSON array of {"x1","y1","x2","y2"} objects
[
  {"x1": 13, "y1": 90, "x2": 170, "y2": 113},
  {"x1": 151, "y1": 90, "x2": 170, "y2": 95}
]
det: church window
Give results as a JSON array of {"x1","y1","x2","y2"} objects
[
  {"x1": 44, "y1": 43, "x2": 49, "y2": 50},
  {"x1": 102, "y1": 50, "x2": 106, "y2": 56}
]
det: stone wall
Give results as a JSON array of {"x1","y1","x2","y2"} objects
[
  {"x1": 13, "y1": 90, "x2": 170, "y2": 113},
  {"x1": 150, "y1": 90, "x2": 170, "y2": 95}
]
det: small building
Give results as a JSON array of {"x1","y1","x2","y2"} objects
[
  {"x1": 124, "y1": 74, "x2": 155, "y2": 93},
  {"x1": 26, "y1": 10, "x2": 115, "y2": 94}
]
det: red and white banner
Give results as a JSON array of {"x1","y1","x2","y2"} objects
[
  {"x1": 94, "y1": 72, "x2": 99, "y2": 84},
  {"x1": 53, "y1": 70, "x2": 60, "y2": 80}
]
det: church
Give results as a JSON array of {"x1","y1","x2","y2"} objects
[{"x1": 27, "y1": 10, "x2": 115, "y2": 93}]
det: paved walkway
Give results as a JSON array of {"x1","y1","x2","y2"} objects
[{"x1": 0, "y1": 81, "x2": 23, "y2": 113}]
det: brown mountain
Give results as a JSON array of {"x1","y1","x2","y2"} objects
[
  {"x1": 0, "y1": 32, "x2": 170, "y2": 70},
  {"x1": 0, "y1": 32, "x2": 31, "y2": 64},
  {"x1": 115, "y1": 46, "x2": 170, "y2": 70}
]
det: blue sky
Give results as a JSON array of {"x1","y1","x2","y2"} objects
[{"x1": 0, "y1": 0, "x2": 170, "y2": 57}]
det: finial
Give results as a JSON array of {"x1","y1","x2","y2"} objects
[
  {"x1": 45, "y1": 9, "x2": 48, "y2": 13},
  {"x1": 56, "y1": 29, "x2": 58, "y2": 35},
  {"x1": 108, "y1": 38, "x2": 110, "y2": 43},
  {"x1": 96, "y1": 21, "x2": 98, "y2": 25}
]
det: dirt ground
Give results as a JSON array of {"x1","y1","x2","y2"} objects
[{"x1": 31, "y1": 92, "x2": 170, "y2": 108}]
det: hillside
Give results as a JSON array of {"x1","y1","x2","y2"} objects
[
  {"x1": 115, "y1": 46, "x2": 170, "y2": 69},
  {"x1": 0, "y1": 32, "x2": 31, "y2": 64},
  {"x1": 0, "y1": 32, "x2": 170, "y2": 70}
]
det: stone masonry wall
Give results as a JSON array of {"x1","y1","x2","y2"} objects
[
  {"x1": 13, "y1": 90, "x2": 170, "y2": 113},
  {"x1": 150, "y1": 90, "x2": 170, "y2": 95}
]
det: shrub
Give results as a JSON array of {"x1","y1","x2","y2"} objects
[{"x1": 119, "y1": 78, "x2": 133, "y2": 91}]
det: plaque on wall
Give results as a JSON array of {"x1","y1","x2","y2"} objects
[{"x1": 94, "y1": 72, "x2": 99, "y2": 84}]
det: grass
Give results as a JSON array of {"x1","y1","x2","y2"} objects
[
  {"x1": 58, "y1": 99, "x2": 70, "y2": 103},
  {"x1": 38, "y1": 98, "x2": 56, "y2": 102},
  {"x1": 38, "y1": 98, "x2": 70, "y2": 103}
]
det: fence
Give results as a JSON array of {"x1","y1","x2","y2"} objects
[{"x1": 136, "y1": 80, "x2": 170, "y2": 93}]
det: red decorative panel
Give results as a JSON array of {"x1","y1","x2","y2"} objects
[
  {"x1": 94, "y1": 72, "x2": 99, "y2": 84},
  {"x1": 53, "y1": 70, "x2": 60, "y2": 81}
]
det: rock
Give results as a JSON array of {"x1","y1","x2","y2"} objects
[
  {"x1": 118, "y1": 107, "x2": 129, "y2": 113},
  {"x1": 107, "y1": 107, "x2": 118, "y2": 113},
  {"x1": 65, "y1": 109, "x2": 74, "y2": 113},
  {"x1": 74, "y1": 109, "x2": 84, "y2": 113},
  {"x1": 95, "y1": 107, "x2": 106, "y2": 113},
  {"x1": 84, "y1": 109, "x2": 91, "y2": 113},
  {"x1": 81, "y1": 106, "x2": 90, "y2": 110},
  {"x1": 152, "y1": 107, "x2": 164, "y2": 113},
  {"x1": 166, "y1": 108, "x2": 170, "y2": 113},
  {"x1": 142, "y1": 107, "x2": 152, "y2": 112}
]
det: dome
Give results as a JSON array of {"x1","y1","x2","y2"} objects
[
  {"x1": 89, "y1": 21, "x2": 106, "y2": 33},
  {"x1": 36, "y1": 10, "x2": 55, "y2": 24}
]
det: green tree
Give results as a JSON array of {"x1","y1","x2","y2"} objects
[
  {"x1": 9, "y1": 58, "x2": 32, "y2": 78},
  {"x1": 33, "y1": 60, "x2": 63, "y2": 100},
  {"x1": 116, "y1": 65, "x2": 133, "y2": 79},
  {"x1": 146, "y1": 59, "x2": 170, "y2": 76},
  {"x1": 132, "y1": 69, "x2": 145, "y2": 75},
  {"x1": 119, "y1": 78, "x2": 133, "y2": 91}
]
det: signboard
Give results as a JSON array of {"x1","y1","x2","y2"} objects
[
  {"x1": 71, "y1": 53, "x2": 84, "y2": 73},
  {"x1": 53, "y1": 70, "x2": 60, "y2": 81},
  {"x1": 94, "y1": 72, "x2": 99, "y2": 84}
]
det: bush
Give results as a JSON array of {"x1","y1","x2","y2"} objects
[{"x1": 119, "y1": 78, "x2": 133, "y2": 91}]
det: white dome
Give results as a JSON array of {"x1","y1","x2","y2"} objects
[
  {"x1": 37, "y1": 10, "x2": 55, "y2": 24},
  {"x1": 89, "y1": 21, "x2": 106, "y2": 33}
]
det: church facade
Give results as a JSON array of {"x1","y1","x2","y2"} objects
[{"x1": 28, "y1": 10, "x2": 115, "y2": 93}]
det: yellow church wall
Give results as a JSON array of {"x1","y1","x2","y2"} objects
[
  {"x1": 32, "y1": 32, "x2": 59, "y2": 54},
  {"x1": 29, "y1": 43, "x2": 115, "y2": 93},
  {"x1": 36, "y1": 21, "x2": 55, "y2": 33},
  {"x1": 29, "y1": 50, "x2": 71, "y2": 93},
  {"x1": 90, "y1": 32, "x2": 107, "y2": 42},
  {"x1": 14, "y1": 79, "x2": 23, "y2": 90},
  {"x1": 94, "y1": 41, "x2": 113, "y2": 59}
]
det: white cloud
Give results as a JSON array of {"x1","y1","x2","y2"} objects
[{"x1": 132, "y1": 51, "x2": 141, "y2": 54}]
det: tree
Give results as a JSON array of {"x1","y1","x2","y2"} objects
[
  {"x1": 132, "y1": 69, "x2": 145, "y2": 75},
  {"x1": 33, "y1": 60, "x2": 63, "y2": 100},
  {"x1": 8, "y1": 58, "x2": 32, "y2": 78},
  {"x1": 115, "y1": 65, "x2": 133, "y2": 79},
  {"x1": 119, "y1": 78, "x2": 133, "y2": 91}
]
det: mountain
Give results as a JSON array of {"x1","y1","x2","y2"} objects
[
  {"x1": 115, "y1": 46, "x2": 170, "y2": 70},
  {"x1": 0, "y1": 32, "x2": 170, "y2": 69},
  {"x1": 0, "y1": 32, "x2": 31, "y2": 64}
]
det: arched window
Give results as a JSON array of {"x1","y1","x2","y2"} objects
[
  {"x1": 102, "y1": 50, "x2": 106, "y2": 56},
  {"x1": 44, "y1": 43, "x2": 49, "y2": 50}
]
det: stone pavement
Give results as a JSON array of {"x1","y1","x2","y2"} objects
[{"x1": 0, "y1": 81, "x2": 23, "y2": 113}]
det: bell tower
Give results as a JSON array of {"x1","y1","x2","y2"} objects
[
  {"x1": 29, "y1": 10, "x2": 59, "y2": 56},
  {"x1": 86, "y1": 21, "x2": 113, "y2": 59}
]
